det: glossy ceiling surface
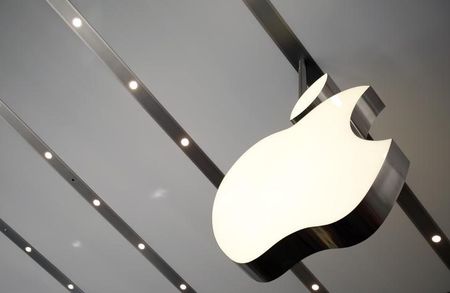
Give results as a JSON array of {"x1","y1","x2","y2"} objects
[{"x1": 0, "y1": 0, "x2": 449, "y2": 292}]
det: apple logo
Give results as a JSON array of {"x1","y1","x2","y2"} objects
[{"x1": 212, "y1": 74, "x2": 409, "y2": 282}]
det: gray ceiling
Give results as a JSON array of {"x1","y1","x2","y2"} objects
[{"x1": 0, "y1": 0, "x2": 449, "y2": 292}]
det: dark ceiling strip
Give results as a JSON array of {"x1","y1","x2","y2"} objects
[
  {"x1": 242, "y1": 0, "x2": 450, "y2": 270},
  {"x1": 45, "y1": 0, "x2": 326, "y2": 291},
  {"x1": 241, "y1": 0, "x2": 323, "y2": 85},
  {"x1": 0, "y1": 218, "x2": 85, "y2": 293},
  {"x1": 46, "y1": 0, "x2": 223, "y2": 189},
  {"x1": 0, "y1": 100, "x2": 195, "y2": 293},
  {"x1": 291, "y1": 263, "x2": 329, "y2": 293},
  {"x1": 397, "y1": 185, "x2": 450, "y2": 269}
]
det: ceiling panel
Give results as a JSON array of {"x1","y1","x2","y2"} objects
[
  {"x1": 0, "y1": 122, "x2": 176, "y2": 292},
  {"x1": 0, "y1": 0, "x2": 448, "y2": 292},
  {"x1": 0, "y1": 229, "x2": 62, "y2": 293},
  {"x1": 70, "y1": 0, "x2": 299, "y2": 173},
  {"x1": 0, "y1": 0, "x2": 304, "y2": 292}
]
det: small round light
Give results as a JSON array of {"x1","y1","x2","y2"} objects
[
  {"x1": 179, "y1": 284, "x2": 187, "y2": 290},
  {"x1": 93, "y1": 199, "x2": 101, "y2": 207},
  {"x1": 138, "y1": 243, "x2": 145, "y2": 250},
  {"x1": 431, "y1": 235, "x2": 442, "y2": 243},
  {"x1": 25, "y1": 247, "x2": 32, "y2": 253},
  {"x1": 180, "y1": 138, "x2": 190, "y2": 147},
  {"x1": 71, "y1": 17, "x2": 82, "y2": 28},
  {"x1": 128, "y1": 80, "x2": 138, "y2": 90},
  {"x1": 67, "y1": 284, "x2": 74, "y2": 290},
  {"x1": 311, "y1": 284, "x2": 320, "y2": 291},
  {"x1": 44, "y1": 152, "x2": 53, "y2": 159}
]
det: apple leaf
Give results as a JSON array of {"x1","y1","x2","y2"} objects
[{"x1": 290, "y1": 74, "x2": 328, "y2": 121}]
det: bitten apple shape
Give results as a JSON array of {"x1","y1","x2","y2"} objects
[{"x1": 212, "y1": 74, "x2": 409, "y2": 282}]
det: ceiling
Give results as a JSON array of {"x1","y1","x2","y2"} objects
[{"x1": 0, "y1": 0, "x2": 449, "y2": 292}]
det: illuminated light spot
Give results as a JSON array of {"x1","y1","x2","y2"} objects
[
  {"x1": 180, "y1": 138, "x2": 190, "y2": 147},
  {"x1": 431, "y1": 235, "x2": 441, "y2": 243},
  {"x1": 72, "y1": 17, "x2": 82, "y2": 28},
  {"x1": 128, "y1": 80, "x2": 138, "y2": 90}
]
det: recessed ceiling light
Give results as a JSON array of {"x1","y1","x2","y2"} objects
[
  {"x1": 128, "y1": 80, "x2": 138, "y2": 90},
  {"x1": 180, "y1": 138, "x2": 190, "y2": 147},
  {"x1": 138, "y1": 243, "x2": 145, "y2": 250},
  {"x1": 431, "y1": 235, "x2": 441, "y2": 243},
  {"x1": 71, "y1": 17, "x2": 82, "y2": 28},
  {"x1": 44, "y1": 152, "x2": 53, "y2": 159},
  {"x1": 25, "y1": 246, "x2": 32, "y2": 253},
  {"x1": 93, "y1": 199, "x2": 101, "y2": 206},
  {"x1": 67, "y1": 284, "x2": 74, "y2": 290},
  {"x1": 311, "y1": 284, "x2": 320, "y2": 291},
  {"x1": 179, "y1": 284, "x2": 187, "y2": 290}
]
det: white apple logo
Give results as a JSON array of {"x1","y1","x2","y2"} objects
[{"x1": 212, "y1": 74, "x2": 409, "y2": 282}]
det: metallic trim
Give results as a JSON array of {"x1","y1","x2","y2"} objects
[
  {"x1": 0, "y1": 99, "x2": 195, "y2": 293},
  {"x1": 0, "y1": 218, "x2": 85, "y2": 293},
  {"x1": 290, "y1": 58, "x2": 322, "y2": 124},
  {"x1": 239, "y1": 90, "x2": 409, "y2": 282},
  {"x1": 351, "y1": 87, "x2": 385, "y2": 138},
  {"x1": 46, "y1": 0, "x2": 223, "y2": 189},
  {"x1": 290, "y1": 97, "x2": 320, "y2": 124},
  {"x1": 312, "y1": 78, "x2": 381, "y2": 139},
  {"x1": 242, "y1": 0, "x2": 450, "y2": 271},
  {"x1": 298, "y1": 58, "x2": 307, "y2": 96}
]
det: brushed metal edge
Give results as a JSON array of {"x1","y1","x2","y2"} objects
[
  {"x1": 237, "y1": 88, "x2": 409, "y2": 282},
  {"x1": 238, "y1": 140, "x2": 409, "y2": 282}
]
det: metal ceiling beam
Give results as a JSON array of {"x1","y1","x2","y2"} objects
[
  {"x1": 0, "y1": 99, "x2": 195, "y2": 293},
  {"x1": 0, "y1": 218, "x2": 85, "y2": 293},
  {"x1": 397, "y1": 184, "x2": 450, "y2": 268},
  {"x1": 47, "y1": 0, "x2": 223, "y2": 189},
  {"x1": 291, "y1": 263, "x2": 329, "y2": 293},
  {"x1": 242, "y1": 0, "x2": 324, "y2": 84},
  {"x1": 242, "y1": 0, "x2": 450, "y2": 270},
  {"x1": 45, "y1": 0, "x2": 328, "y2": 291}
]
